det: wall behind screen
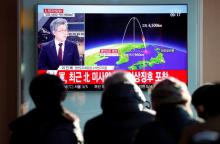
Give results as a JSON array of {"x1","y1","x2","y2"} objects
[{"x1": 20, "y1": 0, "x2": 201, "y2": 130}]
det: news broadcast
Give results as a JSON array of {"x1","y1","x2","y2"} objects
[{"x1": 37, "y1": 5, "x2": 187, "y2": 90}]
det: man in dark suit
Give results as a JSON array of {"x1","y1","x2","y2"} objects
[{"x1": 38, "y1": 18, "x2": 80, "y2": 70}]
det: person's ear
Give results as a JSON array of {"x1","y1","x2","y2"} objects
[
  {"x1": 197, "y1": 105, "x2": 205, "y2": 113},
  {"x1": 60, "y1": 93, "x2": 66, "y2": 101},
  {"x1": 52, "y1": 31, "x2": 56, "y2": 35}
]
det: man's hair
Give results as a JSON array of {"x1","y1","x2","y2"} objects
[
  {"x1": 200, "y1": 83, "x2": 220, "y2": 117},
  {"x1": 29, "y1": 74, "x2": 66, "y2": 107},
  {"x1": 50, "y1": 18, "x2": 68, "y2": 32},
  {"x1": 192, "y1": 84, "x2": 213, "y2": 107}
]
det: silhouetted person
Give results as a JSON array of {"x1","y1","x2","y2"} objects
[
  {"x1": 134, "y1": 77, "x2": 200, "y2": 144},
  {"x1": 191, "y1": 84, "x2": 213, "y2": 119},
  {"x1": 9, "y1": 74, "x2": 83, "y2": 144},
  {"x1": 84, "y1": 71, "x2": 155, "y2": 144},
  {"x1": 180, "y1": 83, "x2": 220, "y2": 144}
]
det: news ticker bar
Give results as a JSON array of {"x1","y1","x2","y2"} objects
[
  {"x1": 64, "y1": 84, "x2": 153, "y2": 91},
  {"x1": 38, "y1": 70, "x2": 187, "y2": 85}
]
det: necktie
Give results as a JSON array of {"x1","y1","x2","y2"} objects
[{"x1": 58, "y1": 43, "x2": 63, "y2": 65}]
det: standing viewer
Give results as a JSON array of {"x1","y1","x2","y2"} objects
[
  {"x1": 84, "y1": 71, "x2": 155, "y2": 144},
  {"x1": 134, "y1": 77, "x2": 200, "y2": 144},
  {"x1": 180, "y1": 83, "x2": 220, "y2": 144},
  {"x1": 9, "y1": 74, "x2": 83, "y2": 144}
]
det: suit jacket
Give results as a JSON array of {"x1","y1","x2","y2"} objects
[{"x1": 38, "y1": 40, "x2": 80, "y2": 70}]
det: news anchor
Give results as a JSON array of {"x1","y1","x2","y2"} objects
[{"x1": 38, "y1": 18, "x2": 80, "y2": 70}]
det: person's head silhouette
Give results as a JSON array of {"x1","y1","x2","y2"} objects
[
  {"x1": 191, "y1": 83, "x2": 220, "y2": 120},
  {"x1": 150, "y1": 77, "x2": 192, "y2": 115},
  {"x1": 9, "y1": 74, "x2": 83, "y2": 144},
  {"x1": 29, "y1": 74, "x2": 66, "y2": 110},
  {"x1": 192, "y1": 84, "x2": 213, "y2": 119},
  {"x1": 101, "y1": 71, "x2": 147, "y2": 113}
]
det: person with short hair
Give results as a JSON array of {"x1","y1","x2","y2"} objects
[
  {"x1": 180, "y1": 83, "x2": 220, "y2": 144},
  {"x1": 38, "y1": 18, "x2": 80, "y2": 70},
  {"x1": 84, "y1": 71, "x2": 155, "y2": 144},
  {"x1": 9, "y1": 74, "x2": 83, "y2": 144},
  {"x1": 191, "y1": 84, "x2": 213, "y2": 119}
]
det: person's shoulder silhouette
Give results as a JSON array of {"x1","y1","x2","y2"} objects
[
  {"x1": 9, "y1": 74, "x2": 82, "y2": 144},
  {"x1": 84, "y1": 71, "x2": 155, "y2": 144}
]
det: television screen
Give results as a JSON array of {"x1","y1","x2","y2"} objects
[{"x1": 37, "y1": 5, "x2": 187, "y2": 90}]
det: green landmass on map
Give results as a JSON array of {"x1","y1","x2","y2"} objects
[
  {"x1": 85, "y1": 44, "x2": 119, "y2": 65},
  {"x1": 85, "y1": 53, "x2": 108, "y2": 66},
  {"x1": 85, "y1": 43, "x2": 165, "y2": 69},
  {"x1": 128, "y1": 48, "x2": 165, "y2": 70},
  {"x1": 116, "y1": 43, "x2": 146, "y2": 65},
  {"x1": 85, "y1": 43, "x2": 147, "y2": 66}
]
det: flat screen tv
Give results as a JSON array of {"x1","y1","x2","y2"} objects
[{"x1": 37, "y1": 4, "x2": 187, "y2": 90}]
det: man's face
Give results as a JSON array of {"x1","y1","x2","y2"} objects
[{"x1": 53, "y1": 24, "x2": 68, "y2": 42}]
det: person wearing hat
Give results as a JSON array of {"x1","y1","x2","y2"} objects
[
  {"x1": 83, "y1": 71, "x2": 155, "y2": 144},
  {"x1": 134, "y1": 77, "x2": 200, "y2": 144}
]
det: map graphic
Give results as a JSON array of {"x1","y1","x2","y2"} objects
[
  {"x1": 85, "y1": 16, "x2": 187, "y2": 70},
  {"x1": 85, "y1": 43, "x2": 186, "y2": 70}
]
